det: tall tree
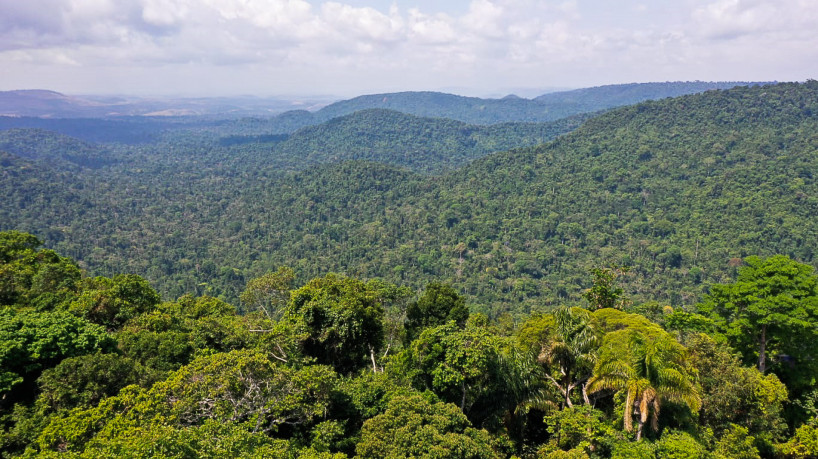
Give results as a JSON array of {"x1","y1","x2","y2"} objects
[
  {"x1": 537, "y1": 307, "x2": 600, "y2": 408},
  {"x1": 286, "y1": 274, "x2": 386, "y2": 374},
  {"x1": 587, "y1": 331, "x2": 701, "y2": 440},
  {"x1": 698, "y1": 255, "x2": 818, "y2": 375},
  {"x1": 404, "y1": 282, "x2": 469, "y2": 344}
]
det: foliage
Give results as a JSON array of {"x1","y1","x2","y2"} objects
[
  {"x1": 240, "y1": 266, "x2": 294, "y2": 318},
  {"x1": 355, "y1": 394, "x2": 499, "y2": 459},
  {"x1": 34, "y1": 349, "x2": 336, "y2": 454},
  {"x1": 0, "y1": 308, "x2": 115, "y2": 396},
  {"x1": 540, "y1": 405, "x2": 619, "y2": 456},
  {"x1": 66, "y1": 274, "x2": 161, "y2": 330},
  {"x1": 714, "y1": 424, "x2": 760, "y2": 459},
  {"x1": 588, "y1": 327, "x2": 700, "y2": 440},
  {"x1": 686, "y1": 334, "x2": 788, "y2": 441},
  {"x1": 4, "y1": 83, "x2": 818, "y2": 316},
  {"x1": 286, "y1": 274, "x2": 387, "y2": 374},
  {"x1": 36, "y1": 353, "x2": 155, "y2": 412},
  {"x1": 0, "y1": 230, "x2": 80, "y2": 309},
  {"x1": 405, "y1": 281, "x2": 469, "y2": 343},
  {"x1": 652, "y1": 430, "x2": 707, "y2": 459},
  {"x1": 697, "y1": 255, "x2": 818, "y2": 395},
  {"x1": 582, "y1": 266, "x2": 630, "y2": 311},
  {"x1": 397, "y1": 322, "x2": 507, "y2": 425},
  {"x1": 777, "y1": 421, "x2": 818, "y2": 458},
  {"x1": 537, "y1": 307, "x2": 600, "y2": 408}
]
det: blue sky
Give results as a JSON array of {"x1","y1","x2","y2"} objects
[{"x1": 0, "y1": 0, "x2": 815, "y2": 98}]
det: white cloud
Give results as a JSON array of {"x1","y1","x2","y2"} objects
[{"x1": 0, "y1": 0, "x2": 815, "y2": 95}]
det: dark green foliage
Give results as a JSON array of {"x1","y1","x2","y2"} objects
[
  {"x1": 0, "y1": 231, "x2": 81, "y2": 309},
  {"x1": 4, "y1": 82, "x2": 818, "y2": 317},
  {"x1": 698, "y1": 255, "x2": 818, "y2": 395},
  {"x1": 0, "y1": 308, "x2": 115, "y2": 396},
  {"x1": 287, "y1": 274, "x2": 387, "y2": 374},
  {"x1": 582, "y1": 266, "x2": 630, "y2": 311},
  {"x1": 37, "y1": 353, "x2": 154, "y2": 412},
  {"x1": 397, "y1": 322, "x2": 508, "y2": 426},
  {"x1": 405, "y1": 282, "x2": 469, "y2": 343},
  {"x1": 686, "y1": 334, "x2": 787, "y2": 444},
  {"x1": 540, "y1": 406, "x2": 619, "y2": 456},
  {"x1": 271, "y1": 109, "x2": 586, "y2": 174}
]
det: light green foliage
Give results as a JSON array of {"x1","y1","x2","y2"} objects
[
  {"x1": 35, "y1": 349, "x2": 337, "y2": 454},
  {"x1": 405, "y1": 281, "x2": 469, "y2": 344},
  {"x1": 286, "y1": 274, "x2": 388, "y2": 374},
  {"x1": 398, "y1": 322, "x2": 506, "y2": 423},
  {"x1": 356, "y1": 394, "x2": 499, "y2": 459},
  {"x1": 537, "y1": 307, "x2": 600, "y2": 408},
  {"x1": 67, "y1": 274, "x2": 160, "y2": 330},
  {"x1": 240, "y1": 266, "x2": 294, "y2": 318},
  {"x1": 777, "y1": 421, "x2": 818, "y2": 458},
  {"x1": 653, "y1": 430, "x2": 707, "y2": 459},
  {"x1": 588, "y1": 327, "x2": 700, "y2": 440},
  {"x1": 162, "y1": 349, "x2": 337, "y2": 432},
  {"x1": 610, "y1": 439, "x2": 655, "y2": 459},
  {"x1": 540, "y1": 405, "x2": 619, "y2": 456},
  {"x1": 714, "y1": 425, "x2": 760, "y2": 459},
  {"x1": 33, "y1": 420, "x2": 291, "y2": 458},
  {"x1": 0, "y1": 308, "x2": 115, "y2": 395},
  {"x1": 590, "y1": 308, "x2": 667, "y2": 338}
]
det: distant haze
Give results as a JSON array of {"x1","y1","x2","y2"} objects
[{"x1": 0, "y1": 0, "x2": 815, "y2": 97}]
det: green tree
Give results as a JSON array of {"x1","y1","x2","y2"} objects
[
  {"x1": 355, "y1": 394, "x2": 499, "y2": 459},
  {"x1": 0, "y1": 308, "x2": 115, "y2": 396},
  {"x1": 540, "y1": 405, "x2": 619, "y2": 457},
  {"x1": 0, "y1": 230, "x2": 80, "y2": 309},
  {"x1": 397, "y1": 321, "x2": 506, "y2": 425},
  {"x1": 286, "y1": 274, "x2": 387, "y2": 374},
  {"x1": 582, "y1": 266, "x2": 630, "y2": 311},
  {"x1": 698, "y1": 255, "x2": 818, "y2": 377},
  {"x1": 537, "y1": 307, "x2": 600, "y2": 408},
  {"x1": 67, "y1": 274, "x2": 161, "y2": 330},
  {"x1": 587, "y1": 331, "x2": 701, "y2": 440},
  {"x1": 686, "y1": 334, "x2": 787, "y2": 442},
  {"x1": 404, "y1": 282, "x2": 469, "y2": 344},
  {"x1": 239, "y1": 266, "x2": 294, "y2": 318}
]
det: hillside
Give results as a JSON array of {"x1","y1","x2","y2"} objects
[
  {"x1": 244, "y1": 109, "x2": 589, "y2": 174},
  {"x1": 2, "y1": 82, "x2": 817, "y2": 316},
  {"x1": 310, "y1": 81, "x2": 762, "y2": 125},
  {"x1": 534, "y1": 81, "x2": 767, "y2": 111}
]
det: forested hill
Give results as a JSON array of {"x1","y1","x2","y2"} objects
[
  {"x1": 238, "y1": 109, "x2": 589, "y2": 174},
  {"x1": 533, "y1": 81, "x2": 765, "y2": 109},
  {"x1": 2, "y1": 81, "x2": 817, "y2": 317},
  {"x1": 309, "y1": 81, "x2": 762, "y2": 125}
]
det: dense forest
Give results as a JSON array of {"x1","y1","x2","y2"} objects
[
  {"x1": 1, "y1": 82, "x2": 816, "y2": 318},
  {"x1": 3, "y1": 79, "x2": 818, "y2": 457},
  {"x1": 3, "y1": 231, "x2": 818, "y2": 458}
]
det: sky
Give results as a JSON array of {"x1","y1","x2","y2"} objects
[{"x1": 0, "y1": 0, "x2": 816, "y2": 98}]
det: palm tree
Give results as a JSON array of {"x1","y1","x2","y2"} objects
[
  {"x1": 587, "y1": 331, "x2": 701, "y2": 440},
  {"x1": 538, "y1": 307, "x2": 600, "y2": 408}
]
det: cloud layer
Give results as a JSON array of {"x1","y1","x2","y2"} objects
[{"x1": 0, "y1": 0, "x2": 816, "y2": 96}]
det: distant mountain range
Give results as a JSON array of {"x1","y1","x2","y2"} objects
[
  {"x1": 1, "y1": 82, "x2": 768, "y2": 122},
  {"x1": 0, "y1": 90, "x2": 331, "y2": 118}
]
